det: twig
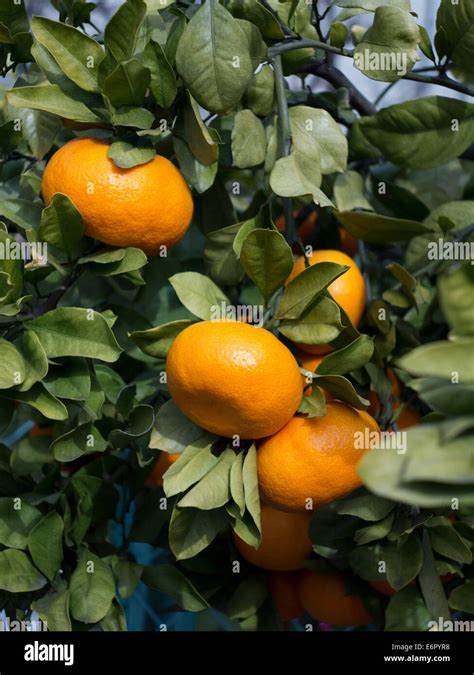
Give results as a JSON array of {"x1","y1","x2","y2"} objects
[
  {"x1": 268, "y1": 39, "x2": 474, "y2": 97},
  {"x1": 273, "y1": 55, "x2": 296, "y2": 245}
]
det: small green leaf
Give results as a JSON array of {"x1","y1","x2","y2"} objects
[
  {"x1": 276, "y1": 263, "x2": 349, "y2": 320},
  {"x1": 28, "y1": 511, "x2": 64, "y2": 581},
  {"x1": 38, "y1": 193, "x2": 85, "y2": 258},
  {"x1": 169, "y1": 505, "x2": 228, "y2": 560},
  {"x1": 163, "y1": 440, "x2": 220, "y2": 498},
  {"x1": 130, "y1": 320, "x2": 194, "y2": 358},
  {"x1": 52, "y1": 423, "x2": 107, "y2": 462},
  {"x1": 0, "y1": 498, "x2": 42, "y2": 549},
  {"x1": 142, "y1": 564, "x2": 209, "y2": 611},
  {"x1": 143, "y1": 39, "x2": 177, "y2": 109},
  {"x1": 335, "y1": 210, "x2": 430, "y2": 244},
  {"x1": 70, "y1": 551, "x2": 115, "y2": 624},
  {"x1": 240, "y1": 229, "x2": 293, "y2": 302},
  {"x1": 178, "y1": 448, "x2": 234, "y2": 510},
  {"x1": 0, "y1": 549, "x2": 47, "y2": 593},
  {"x1": 232, "y1": 110, "x2": 266, "y2": 168},
  {"x1": 242, "y1": 444, "x2": 260, "y2": 534},
  {"x1": 169, "y1": 271, "x2": 229, "y2": 320},
  {"x1": 0, "y1": 338, "x2": 26, "y2": 389},
  {"x1": 150, "y1": 399, "x2": 217, "y2": 454},
  {"x1": 31, "y1": 588, "x2": 71, "y2": 632},
  {"x1": 7, "y1": 84, "x2": 103, "y2": 123},
  {"x1": 384, "y1": 534, "x2": 423, "y2": 590},
  {"x1": 103, "y1": 59, "x2": 150, "y2": 107}
]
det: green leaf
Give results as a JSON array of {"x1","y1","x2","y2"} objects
[
  {"x1": 314, "y1": 374, "x2": 369, "y2": 409},
  {"x1": 26, "y1": 308, "x2": 122, "y2": 362},
  {"x1": 150, "y1": 400, "x2": 217, "y2": 453},
  {"x1": 418, "y1": 24, "x2": 435, "y2": 62},
  {"x1": 0, "y1": 549, "x2": 46, "y2": 592},
  {"x1": 359, "y1": 97, "x2": 474, "y2": 169},
  {"x1": 103, "y1": 59, "x2": 150, "y2": 107},
  {"x1": 52, "y1": 423, "x2": 107, "y2": 462},
  {"x1": 182, "y1": 92, "x2": 219, "y2": 166},
  {"x1": 427, "y1": 525, "x2": 472, "y2": 564},
  {"x1": 397, "y1": 340, "x2": 474, "y2": 383},
  {"x1": 354, "y1": 512, "x2": 394, "y2": 545},
  {"x1": 143, "y1": 39, "x2": 177, "y2": 109},
  {"x1": 329, "y1": 21, "x2": 348, "y2": 49},
  {"x1": 0, "y1": 338, "x2": 26, "y2": 389},
  {"x1": 38, "y1": 193, "x2": 85, "y2": 258},
  {"x1": 227, "y1": 576, "x2": 267, "y2": 620},
  {"x1": 104, "y1": 0, "x2": 147, "y2": 65},
  {"x1": 0, "y1": 498, "x2": 42, "y2": 549},
  {"x1": 385, "y1": 587, "x2": 431, "y2": 631},
  {"x1": 173, "y1": 135, "x2": 218, "y2": 194},
  {"x1": 227, "y1": 0, "x2": 284, "y2": 40},
  {"x1": 231, "y1": 110, "x2": 266, "y2": 168},
  {"x1": 7, "y1": 84, "x2": 103, "y2": 123},
  {"x1": 79, "y1": 247, "x2": 147, "y2": 277},
  {"x1": 297, "y1": 387, "x2": 327, "y2": 418},
  {"x1": 336, "y1": 493, "x2": 394, "y2": 521},
  {"x1": 175, "y1": 0, "x2": 253, "y2": 114},
  {"x1": 112, "y1": 559, "x2": 143, "y2": 600},
  {"x1": 230, "y1": 451, "x2": 246, "y2": 517},
  {"x1": 438, "y1": 264, "x2": 474, "y2": 337},
  {"x1": 111, "y1": 106, "x2": 154, "y2": 129},
  {"x1": 270, "y1": 153, "x2": 333, "y2": 207},
  {"x1": 28, "y1": 512, "x2": 64, "y2": 581},
  {"x1": 109, "y1": 404, "x2": 154, "y2": 449},
  {"x1": 43, "y1": 359, "x2": 91, "y2": 401},
  {"x1": 315, "y1": 335, "x2": 374, "y2": 375},
  {"x1": 436, "y1": 0, "x2": 474, "y2": 75},
  {"x1": 178, "y1": 448, "x2": 234, "y2": 510},
  {"x1": 6, "y1": 383, "x2": 68, "y2": 421},
  {"x1": 142, "y1": 564, "x2": 209, "y2": 611},
  {"x1": 384, "y1": 534, "x2": 423, "y2": 590},
  {"x1": 204, "y1": 223, "x2": 245, "y2": 287},
  {"x1": 279, "y1": 296, "x2": 343, "y2": 345},
  {"x1": 70, "y1": 551, "x2": 115, "y2": 624},
  {"x1": 242, "y1": 444, "x2": 260, "y2": 534},
  {"x1": 449, "y1": 582, "x2": 474, "y2": 613},
  {"x1": 169, "y1": 505, "x2": 228, "y2": 560},
  {"x1": 163, "y1": 441, "x2": 220, "y2": 498},
  {"x1": 276, "y1": 262, "x2": 349, "y2": 320},
  {"x1": 288, "y1": 106, "x2": 348, "y2": 175},
  {"x1": 353, "y1": 6, "x2": 420, "y2": 82},
  {"x1": 15, "y1": 331, "x2": 49, "y2": 392},
  {"x1": 31, "y1": 589, "x2": 71, "y2": 632},
  {"x1": 169, "y1": 271, "x2": 229, "y2": 320},
  {"x1": 240, "y1": 229, "x2": 293, "y2": 302},
  {"x1": 333, "y1": 171, "x2": 373, "y2": 212},
  {"x1": 243, "y1": 63, "x2": 274, "y2": 117},
  {"x1": 100, "y1": 599, "x2": 127, "y2": 631},
  {"x1": 107, "y1": 140, "x2": 156, "y2": 169},
  {"x1": 409, "y1": 377, "x2": 474, "y2": 417},
  {"x1": 335, "y1": 210, "x2": 430, "y2": 244},
  {"x1": 31, "y1": 16, "x2": 104, "y2": 92},
  {"x1": 130, "y1": 320, "x2": 194, "y2": 358}
]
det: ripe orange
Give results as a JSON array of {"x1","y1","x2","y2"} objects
[
  {"x1": 339, "y1": 228, "x2": 358, "y2": 257},
  {"x1": 268, "y1": 571, "x2": 303, "y2": 622},
  {"x1": 233, "y1": 504, "x2": 312, "y2": 571},
  {"x1": 146, "y1": 452, "x2": 180, "y2": 488},
  {"x1": 41, "y1": 137, "x2": 193, "y2": 255},
  {"x1": 299, "y1": 572, "x2": 372, "y2": 626},
  {"x1": 286, "y1": 250, "x2": 365, "y2": 355},
  {"x1": 166, "y1": 321, "x2": 303, "y2": 439},
  {"x1": 257, "y1": 401, "x2": 379, "y2": 511},
  {"x1": 275, "y1": 209, "x2": 317, "y2": 244}
]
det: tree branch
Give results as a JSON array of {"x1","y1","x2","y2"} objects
[
  {"x1": 268, "y1": 39, "x2": 474, "y2": 98},
  {"x1": 302, "y1": 59, "x2": 376, "y2": 116}
]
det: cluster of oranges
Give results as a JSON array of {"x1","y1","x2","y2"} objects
[{"x1": 41, "y1": 138, "x2": 421, "y2": 628}]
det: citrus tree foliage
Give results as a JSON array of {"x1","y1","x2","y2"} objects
[{"x1": 0, "y1": 0, "x2": 473, "y2": 632}]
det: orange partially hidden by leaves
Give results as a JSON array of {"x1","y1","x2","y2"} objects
[
  {"x1": 299, "y1": 572, "x2": 373, "y2": 626},
  {"x1": 31, "y1": 425, "x2": 53, "y2": 438},
  {"x1": 339, "y1": 228, "x2": 358, "y2": 257},
  {"x1": 286, "y1": 250, "x2": 365, "y2": 355},
  {"x1": 298, "y1": 351, "x2": 332, "y2": 399},
  {"x1": 268, "y1": 571, "x2": 303, "y2": 622},
  {"x1": 233, "y1": 504, "x2": 312, "y2": 571},
  {"x1": 275, "y1": 209, "x2": 318, "y2": 244},
  {"x1": 166, "y1": 321, "x2": 303, "y2": 439},
  {"x1": 41, "y1": 137, "x2": 194, "y2": 256},
  {"x1": 257, "y1": 401, "x2": 379, "y2": 512},
  {"x1": 146, "y1": 452, "x2": 180, "y2": 488}
]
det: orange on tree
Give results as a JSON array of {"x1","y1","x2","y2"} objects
[
  {"x1": 286, "y1": 250, "x2": 365, "y2": 355},
  {"x1": 275, "y1": 209, "x2": 318, "y2": 244},
  {"x1": 146, "y1": 452, "x2": 180, "y2": 488},
  {"x1": 233, "y1": 503, "x2": 312, "y2": 571},
  {"x1": 368, "y1": 367, "x2": 421, "y2": 429},
  {"x1": 41, "y1": 137, "x2": 193, "y2": 256},
  {"x1": 257, "y1": 401, "x2": 379, "y2": 512},
  {"x1": 299, "y1": 572, "x2": 372, "y2": 626},
  {"x1": 166, "y1": 321, "x2": 303, "y2": 439},
  {"x1": 267, "y1": 571, "x2": 303, "y2": 622},
  {"x1": 339, "y1": 228, "x2": 358, "y2": 257},
  {"x1": 297, "y1": 351, "x2": 332, "y2": 399},
  {"x1": 31, "y1": 424, "x2": 53, "y2": 437}
]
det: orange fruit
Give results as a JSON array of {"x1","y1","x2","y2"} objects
[
  {"x1": 233, "y1": 504, "x2": 312, "y2": 571},
  {"x1": 257, "y1": 401, "x2": 379, "y2": 511},
  {"x1": 276, "y1": 209, "x2": 317, "y2": 244},
  {"x1": 396, "y1": 406, "x2": 421, "y2": 430},
  {"x1": 299, "y1": 572, "x2": 372, "y2": 626},
  {"x1": 286, "y1": 250, "x2": 365, "y2": 355},
  {"x1": 41, "y1": 137, "x2": 193, "y2": 255},
  {"x1": 166, "y1": 321, "x2": 303, "y2": 439},
  {"x1": 146, "y1": 452, "x2": 180, "y2": 488},
  {"x1": 297, "y1": 351, "x2": 332, "y2": 399},
  {"x1": 268, "y1": 572, "x2": 303, "y2": 622}
]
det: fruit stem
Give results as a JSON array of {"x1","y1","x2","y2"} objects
[{"x1": 273, "y1": 54, "x2": 296, "y2": 246}]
